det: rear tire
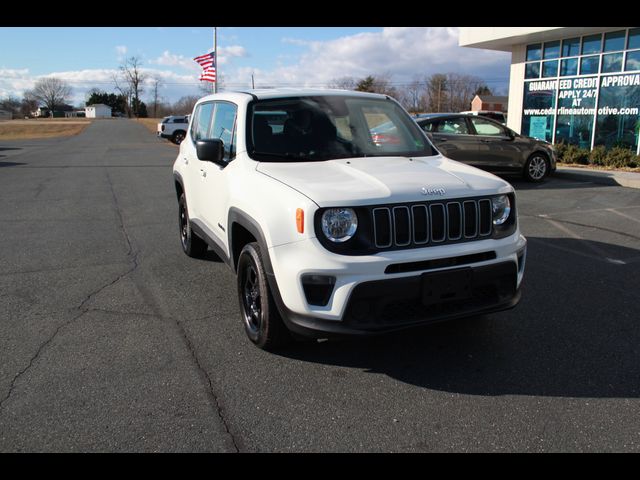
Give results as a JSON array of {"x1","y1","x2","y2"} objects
[
  {"x1": 172, "y1": 130, "x2": 186, "y2": 145},
  {"x1": 523, "y1": 153, "x2": 549, "y2": 182},
  {"x1": 237, "y1": 242, "x2": 291, "y2": 350},
  {"x1": 178, "y1": 193, "x2": 208, "y2": 258}
]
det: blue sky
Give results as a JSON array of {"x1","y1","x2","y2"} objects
[{"x1": 0, "y1": 27, "x2": 511, "y2": 106}]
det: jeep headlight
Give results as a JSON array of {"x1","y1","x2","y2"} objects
[
  {"x1": 491, "y1": 195, "x2": 511, "y2": 226},
  {"x1": 321, "y1": 208, "x2": 358, "y2": 243}
]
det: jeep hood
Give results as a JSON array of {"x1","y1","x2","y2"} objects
[{"x1": 255, "y1": 155, "x2": 512, "y2": 207}]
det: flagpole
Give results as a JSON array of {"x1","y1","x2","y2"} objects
[{"x1": 213, "y1": 27, "x2": 218, "y2": 94}]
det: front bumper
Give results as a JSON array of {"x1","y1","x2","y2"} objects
[{"x1": 267, "y1": 233, "x2": 527, "y2": 338}]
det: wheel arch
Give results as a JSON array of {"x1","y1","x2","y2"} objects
[
  {"x1": 228, "y1": 207, "x2": 273, "y2": 275},
  {"x1": 173, "y1": 172, "x2": 184, "y2": 201}
]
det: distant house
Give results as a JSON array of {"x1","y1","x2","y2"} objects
[
  {"x1": 33, "y1": 107, "x2": 50, "y2": 118},
  {"x1": 32, "y1": 105, "x2": 76, "y2": 118},
  {"x1": 85, "y1": 104, "x2": 112, "y2": 118},
  {"x1": 0, "y1": 109, "x2": 12, "y2": 120},
  {"x1": 471, "y1": 95, "x2": 508, "y2": 113},
  {"x1": 65, "y1": 110, "x2": 86, "y2": 118}
]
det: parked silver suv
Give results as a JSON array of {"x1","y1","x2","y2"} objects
[{"x1": 415, "y1": 113, "x2": 557, "y2": 182}]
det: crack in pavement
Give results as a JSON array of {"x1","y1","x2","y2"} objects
[
  {"x1": 1, "y1": 166, "x2": 244, "y2": 452},
  {"x1": 172, "y1": 316, "x2": 243, "y2": 453},
  {"x1": 0, "y1": 168, "x2": 139, "y2": 414}
]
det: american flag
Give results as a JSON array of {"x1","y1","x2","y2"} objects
[{"x1": 194, "y1": 51, "x2": 216, "y2": 82}]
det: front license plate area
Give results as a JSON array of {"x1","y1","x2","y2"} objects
[{"x1": 421, "y1": 268, "x2": 473, "y2": 306}]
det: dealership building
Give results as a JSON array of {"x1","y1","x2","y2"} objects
[{"x1": 460, "y1": 27, "x2": 640, "y2": 154}]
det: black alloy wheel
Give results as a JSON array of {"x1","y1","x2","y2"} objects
[{"x1": 236, "y1": 242, "x2": 291, "y2": 350}]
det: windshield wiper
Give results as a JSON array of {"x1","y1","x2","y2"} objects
[{"x1": 251, "y1": 151, "x2": 307, "y2": 161}]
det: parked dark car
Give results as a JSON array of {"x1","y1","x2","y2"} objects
[{"x1": 415, "y1": 113, "x2": 557, "y2": 182}]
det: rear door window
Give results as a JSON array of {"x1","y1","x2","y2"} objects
[
  {"x1": 470, "y1": 117, "x2": 507, "y2": 136},
  {"x1": 434, "y1": 118, "x2": 470, "y2": 135}
]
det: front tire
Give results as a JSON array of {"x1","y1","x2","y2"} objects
[
  {"x1": 237, "y1": 242, "x2": 291, "y2": 350},
  {"x1": 523, "y1": 153, "x2": 549, "y2": 182},
  {"x1": 178, "y1": 193, "x2": 208, "y2": 258}
]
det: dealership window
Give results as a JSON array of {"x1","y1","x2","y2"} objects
[
  {"x1": 523, "y1": 29, "x2": 640, "y2": 153},
  {"x1": 628, "y1": 28, "x2": 640, "y2": 49},
  {"x1": 604, "y1": 30, "x2": 626, "y2": 52},
  {"x1": 626, "y1": 50, "x2": 640, "y2": 71},
  {"x1": 522, "y1": 81, "x2": 556, "y2": 142},
  {"x1": 594, "y1": 74, "x2": 640, "y2": 151},
  {"x1": 560, "y1": 58, "x2": 578, "y2": 76},
  {"x1": 582, "y1": 34, "x2": 602, "y2": 55},
  {"x1": 602, "y1": 53, "x2": 624, "y2": 73},
  {"x1": 562, "y1": 37, "x2": 581, "y2": 57},
  {"x1": 542, "y1": 60, "x2": 558, "y2": 78},
  {"x1": 526, "y1": 44, "x2": 542, "y2": 61},
  {"x1": 555, "y1": 78, "x2": 597, "y2": 148},
  {"x1": 580, "y1": 56, "x2": 600, "y2": 75},
  {"x1": 544, "y1": 41, "x2": 560, "y2": 59},
  {"x1": 525, "y1": 62, "x2": 540, "y2": 79}
]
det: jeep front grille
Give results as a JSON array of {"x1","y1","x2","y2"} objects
[{"x1": 372, "y1": 198, "x2": 492, "y2": 249}]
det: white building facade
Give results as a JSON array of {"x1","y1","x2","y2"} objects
[
  {"x1": 85, "y1": 104, "x2": 112, "y2": 118},
  {"x1": 460, "y1": 27, "x2": 640, "y2": 154}
]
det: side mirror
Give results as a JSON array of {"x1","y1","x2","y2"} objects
[
  {"x1": 506, "y1": 129, "x2": 516, "y2": 139},
  {"x1": 196, "y1": 139, "x2": 225, "y2": 165}
]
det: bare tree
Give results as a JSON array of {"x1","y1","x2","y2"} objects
[
  {"x1": 112, "y1": 71, "x2": 133, "y2": 118},
  {"x1": 445, "y1": 73, "x2": 486, "y2": 112},
  {"x1": 172, "y1": 95, "x2": 200, "y2": 115},
  {"x1": 27, "y1": 77, "x2": 72, "y2": 117},
  {"x1": 21, "y1": 93, "x2": 38, "y2": 118},
  {"x1": 0, "y1": 95, "x2": 21, "y2": 118},
  {"x1": 328, "y1": 76, "x2": 357, "y2": 90},
  {"x1": 399, "y1": 76, "x2": 428, "y2": 113},
  {"x1": 425, "y1": 74, "x2": 448, "y2": 113},
  {"x1": 113, "y1": 56, "x2": 147, "y2": 118}
]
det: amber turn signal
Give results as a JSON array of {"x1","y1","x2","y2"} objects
[{"x1": 296, "y1": 208, "x2": 304, "y2": 234}]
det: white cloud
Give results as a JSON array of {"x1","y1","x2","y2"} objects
[
  {"x1": 219, "y1": 45, "x2": 248, "y2": 60},
  {"x1": 0, "y1": 66, "x2": 204, "y2": 106},
  {"x1": 150, "y1": 46, "x2": 247, "y2": 73},
  {"x1": 228, "y1": 27, "x2": 510, "y2": 91},
  {"x1": 115, "y1": 45, "x2": 128, "y2": 60},
  {"x1": 0, "y1": 68, "x2": 33, "y2": 98},
  {"x1": 150, "y1": 51, "x2": 198, "y2": 70}
]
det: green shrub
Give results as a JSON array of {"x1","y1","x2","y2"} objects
[
  {"x1": 558, "y1": 143, "x2": 590, "y2": 165},
  {"x1": 554, "y1": 142, "x2": 568, "y2": 161},
  {"x1": 555, "y1": 143, "x2": 639, "y2": 169},
  {"x1": 603, "y1": 147, "x2": 639, "y2": 168},
  {"x1": 588, "y1": 145, "x2": 607, "y2": 166}
]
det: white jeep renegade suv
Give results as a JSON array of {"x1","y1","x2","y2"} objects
[{"x1": 173, "y1": 89, "x2": 527, "y2": 350}]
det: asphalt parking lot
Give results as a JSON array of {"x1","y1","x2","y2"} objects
[{"x1": 1, "y1": 119, "x2": 639, "y2": 452}]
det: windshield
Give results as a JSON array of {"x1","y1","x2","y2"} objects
[{"x1": 247, "y1": 96, "x2": 436, "y2": 162}]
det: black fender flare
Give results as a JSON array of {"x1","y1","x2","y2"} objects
[
  {"x1": 173, "y1": 171, "x2": 184, "y2": 200},
  {"x1": 228, "y1": 207, "x2": 294, "y2": 325},
  {"x1": 227, "y1": 207, "x2": 273, "y2": 275}
]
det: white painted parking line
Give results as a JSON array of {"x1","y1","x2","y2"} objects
[{"x1": 540, "y1": 217, "x2": 627, "y2": 265}]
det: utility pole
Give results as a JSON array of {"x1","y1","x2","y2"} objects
[{"x1": 213, "y1": 27, "x2": 218, "y2": 94}]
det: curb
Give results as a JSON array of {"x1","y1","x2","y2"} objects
[{"x1": 554, "y1": 166, "x2": 640, "y2": 189}]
